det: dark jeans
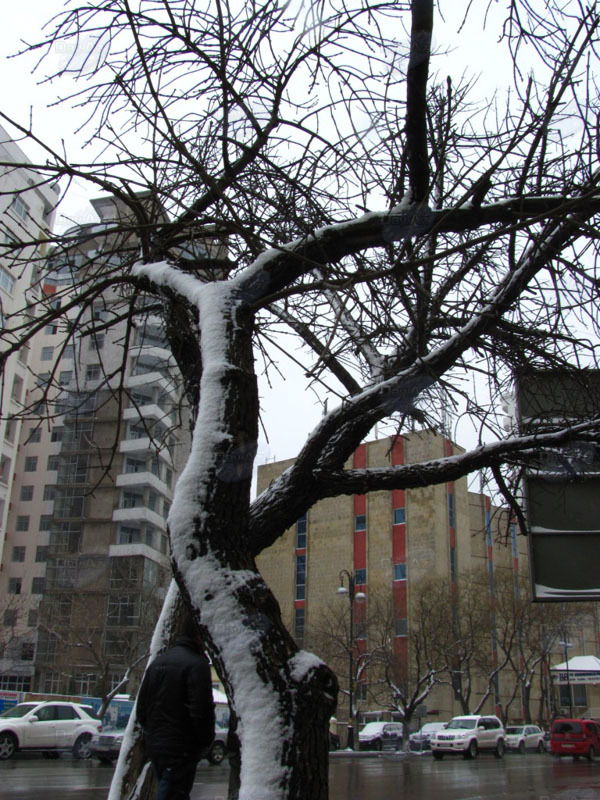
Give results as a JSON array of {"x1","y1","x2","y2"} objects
[{"x1": 152, "y1": 755, "x2": 200, "y2": 800}]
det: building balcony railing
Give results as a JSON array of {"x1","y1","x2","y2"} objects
[
  {"x1": 116, "y1": 470, "x2": 172, "y2": 498},
  {"x1": 108, "y1": 542, "x2": 170, "y2": 569},
  {"x1": 112, "y1": 506, "x2": 166, "y2": 531}
]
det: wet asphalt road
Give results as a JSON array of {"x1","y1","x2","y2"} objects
[{"x1": 1, "y1": 752, "x2": 599, "y2": 800}]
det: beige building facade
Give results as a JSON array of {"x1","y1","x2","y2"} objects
[{"x1": 257, "y1": 432, "x2": 600, "y2": 731}]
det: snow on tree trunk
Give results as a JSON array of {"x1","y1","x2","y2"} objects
[{"x1": 114, "y1": 266, "x2": 337, "y2": 800}]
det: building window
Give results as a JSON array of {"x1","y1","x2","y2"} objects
[
  {"x1": 354, "y1": 568, "x2": 367, "y2": 585},
  {"x1": 26, "y1": 427, "x2": 41, "y2": 444},
  {"x1": 0, "y1": 454, "x2": 12, "y2": 483},
  {"x1": 356, "y1": 682, "x2": 368, "y2": 701},
  {"x1": 62, "y1": 343, "x2": 75, "y2": 359},
  {"x1": 3, "y1": 610, "x2": 17, "y2": 626},
  {"x1": 3, "y1": 419, "x2": 16, "y2": 443},
  {"x1": 89, "y1": 334, "x2": 105, "y2": 351},
  {"x1": 85, "y1": 364, "x2": 101, "y2": 381},
  {"x1": 295, "y1": 607, "x2": 305, "y2": 641},
  {"x1": 20, "y1": 485, "x2": 34, "y2": 501},
  {"x1": 295, "y1": 554, "x2": 306, "y2": 600},
  {"x1": 45, "y1": 323, "x2": 58, "y2": 335},
  {"x1": 41, "y1": 346, "x2": 54, "y2": 361},
  {"x1": 0, "y1": 265, "x2": 15, "y2": 294},
  {"x1": 58, "y1": 370, "x2": 73, "y2": 386},
  {"x1": 296, "y1": 515, "x2": 307, "y2": 549},
  {"x1": 39, "y1": 514, "x2": 53, "y2": 531},
  {"x1": 24, "y1": 456, "x2": 38, "y2": 472},
  {"x1": 448, "y1": 493, "x2": 456, "y2": 528},
  {"x1": 395, "y1": 618, "x2": 408, "y2": 637},
  {"x1": 31, "y1": 577, "x2": 46, "y2": 594},
  {"x1": 21, "y1": 643, "x2": 35, "y2": 662},
  {"x1": 393, "y1": 507, "x2": 406, "y2": 524},
  {"x1": 124, "y1": 457, "x2": 145, "y2": 474},
  {"x1": 43, "y1": 485, "x2": 56, "y2": 501},
  {"x1": 355, "y1": 514, "x2": 366, "y2": 531},
  {"x1": 47, "y1": 455, "x2": 59, "y2": 471},
  {"x1": 8, "y1": 578, "x2": 21, "y2": 595},
  {"x1": 11, "y1": 196, "x2": 30, "y2": 221},
  {"x1": 35, "y1": 546, "x2": 49, "y2": 563},
  {"x1": 355, "y1": 619, "x2": 367, "y2": 640},
  {"x1": 122, "y1": 491, "x2": 144, "y2": 509},
  {"x1": 12, "y1": 546, "x2": 26, "y2": 562},
  {"x1": 51, "y1": 426, "x2": 64, "y2": 442},
  {"x1": 11, "y1": 375, "x2": 24, "y2": 403},
  {"x1": 74, "y1": 673, "x2": 97, "y2": 695},
  {"x1": 393, "y1": 563, "x2": 407, "y2": 581},
  {"x1": 119, "y1": 525, "x2": 142, "y2": 544},
  {"x1": 28, "y1": 610, "x2": 38, "y2": 627},
  {"x1": 16, "y1": 515, "x2": 30, "y2": 532}
]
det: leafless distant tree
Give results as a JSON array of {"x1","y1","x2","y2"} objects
[{"x1": 2, "y1": 1, "x2": 600, "y2": 797}]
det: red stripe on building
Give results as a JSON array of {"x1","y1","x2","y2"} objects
[
  {"x1": 392, "y1": 580, "x2": 407, "y2": 617},
  {"x1": 354, "y1": 530, "x2": 367, "y2": 570},
  {"x1": 392, "y1": 527, "x2": 406, "y2": 563}
]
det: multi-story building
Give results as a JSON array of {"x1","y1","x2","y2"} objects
[
  {"x1": 0, "y1": 126, "x2": 59, "y2": 689},
  {"x1": 256, "y1": 432, "x2": 600, "y2": 732},
  {"x1": 0, "y1": 193, "x2": 197, "y2": 696}
]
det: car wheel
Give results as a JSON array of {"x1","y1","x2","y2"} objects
[
  {"x1": 73, "y1": 733, "x2": 93, "y2": 759},
  {"x1": 464, "y1": 740, "x2": 478, "y2": 759},
  {"x1": 433, "y1": 751, "x2": 444, "y2": 760},
  {"x1": 208, "y1": 741, "x2": 227, "y2": 765},
  {"x1": 495, "y1": 739, "x2": 505, "y2": 759},
  {"x1": 537, "y1": 741, "x2": 545, "y2": 754},
  {"x1": 518, "y1": 741, "x2": 526, "y2": 755},
  {"x1": 0, "y1": 733, "x2": 17, "y2": 760},
  {"x1": 587, "y1": 746, "x2": 595, "y2": 762}
]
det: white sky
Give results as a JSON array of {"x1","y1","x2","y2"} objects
[{"x1": 0, "y1": 1, "x2": 516, "y2": 466}]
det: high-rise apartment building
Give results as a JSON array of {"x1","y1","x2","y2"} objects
[
  {"x1": 0, "y1": 126, "x2": 59, "y2": 689},
  {"x1": 0, "y1": 192, "x2": 194, "y2": 696}
]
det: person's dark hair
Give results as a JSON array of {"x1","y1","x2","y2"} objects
[{"x1": 180, "y1": 610, "x2": 200, "y2": 641}]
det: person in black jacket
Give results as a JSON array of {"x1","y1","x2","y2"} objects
[{"x1": 136, "y1": 614, "x2": 215, "y2": 800}]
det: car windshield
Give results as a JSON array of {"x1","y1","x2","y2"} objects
[
  {"x1": 446, "y1": 718, "x2": 477, "y2": 730},
  {"x1": 506, "y1": 727, "x2": 524, "y2": 735},
  {"x1": 0, "y1": 704, "x2": 37, "y2": 718}
]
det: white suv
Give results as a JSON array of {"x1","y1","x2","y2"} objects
[
  {"x1": 0, "y1": 701, "x2": 102, "y2": 760},
  {"x1": 431, "y1": 715, "x2": 505, "y2": 760}
]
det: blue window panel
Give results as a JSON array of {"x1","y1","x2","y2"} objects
[
  {"x1": 295, "y1": 584, "x2": 306, "y2": 600},
  {"x1": 393, "y1": 507, "x2": 405, "y2": 525},
  {"x1": 295, "y1": 607, "x2": 305, "y2": 639},
  {"x1": 395, "y1": 618, "x2": 408, "y2": 636},
  {"x1": 354, "y1": 568, "x2": 366, "y2": 585},
  {"x1": 355, "y1": 514, "x2": 366, "y2": 531},
  {"x1": 450, "y1": 548, "x2": 457, "y2": 581},
  {"x1": 393, "y1": 563, "x2": 406, "y2": 581},
  {"x1": 448, "y1": 493, "x2": 456, "y2": 528},
  {"x1": 296, "y1": 515, "x2": 307, "y2": 548},
  {"x1": 295, "y1": 554, "x2": 306, "y2": 583}
]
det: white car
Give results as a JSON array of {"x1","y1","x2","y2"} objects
[
  {"x1": 358, "y1": 721, "x2": 403, "y2": 751},
  {"x1": 409, "y1": 722, "x2": 447, "y2": 752},
  {"x1": 504, "y1": 724, "x2": 545, "y2": 753},
  {"x1": 0, "y1": 701, "x2": 102, "y2": 760},
  {"x1": 431, "y1": 714, "x2": 505, "y2": 760}
]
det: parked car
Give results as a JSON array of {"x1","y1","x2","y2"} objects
[
  {"x1": 0, "y1": 701, "x2": 102, "y2": 760},
  {"x1": 89, "y1": 727, "x2": 125, "y2": 764},
  {"x1": 431, "y1": 715, "x2": 505, "y2": 760},
  {"x1": 550, "y1": 718, "x2": 600, "y2": 761},
  {"x1": 90, "y1": 721, "x2": 229, "y2": 765},
  {"x1": 505, "y1": 724, "x2": 545, "y2": 753},
  {"x1": 358, "y1": 722, "x2": 403, "y2": 751},
  {"x1": 409, "y1": 722, "x2": 447, "y2": 752}
]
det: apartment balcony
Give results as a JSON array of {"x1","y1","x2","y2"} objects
[
  {"x1": 125, "y1": 372, "x2": 178, "y2": 399},
  {"x1": 108, "y1": 542, "x2": 170, "y2": 569},
  {"x1": 116, "y1": 470, "x2": 172, "y2": 498},
  {"x1": 119, "y1": 436, "x2": 153, "y2": 454},
  {"x1": 122, "y1": 404, "x2": 173, "y2": 424},
  {"x1": 112, "y1": 506, "x2": 166, "y2": 530}
]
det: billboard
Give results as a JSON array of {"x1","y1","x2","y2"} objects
[{"x1": 517, "y1": 370, "x2": 600, "y2": 601}]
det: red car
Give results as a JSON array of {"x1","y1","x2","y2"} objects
[{"x1": 550, "y1": 718, "x2": 600, "y2": 761}]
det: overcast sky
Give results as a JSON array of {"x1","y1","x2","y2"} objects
[{"x1": 1, "y1": 2, "x2": 515, "y2": 468}]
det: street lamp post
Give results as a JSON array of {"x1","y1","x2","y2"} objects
[
  {"x1": 559, "y1": 640, "x2": 573, "y2": 717},
  {"x1": 337, "y1": 569, "x2": 366, "y2": 750}
]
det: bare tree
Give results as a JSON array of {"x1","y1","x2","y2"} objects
[{"x1": 2, "y1": 1, "x2": 600, "y2": 797}]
